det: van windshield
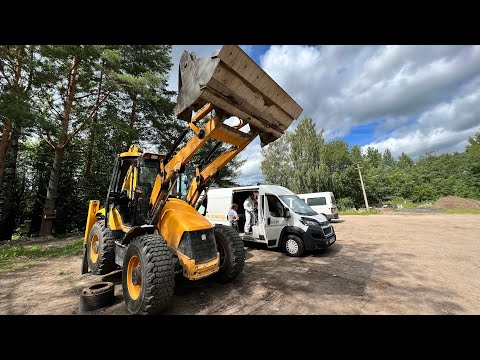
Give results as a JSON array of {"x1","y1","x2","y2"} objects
[
  {"x1": 331, "y1": 195, "x2": 336, "y2": 205},
  {"x1": 279, "y1": 195, "x2": 317, "y2": 216}
]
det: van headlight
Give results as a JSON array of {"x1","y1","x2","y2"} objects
[{"x1": 300, "y1": 217, "x2": 321, "y2": 226}]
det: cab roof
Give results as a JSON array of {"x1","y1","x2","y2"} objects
[{"x1": 119, "y1": 145, "x2": 164, "y2": 160}]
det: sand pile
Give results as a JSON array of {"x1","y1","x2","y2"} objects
[{"x1": 433, "y1": 196, "x2": 480, "y2": 209}]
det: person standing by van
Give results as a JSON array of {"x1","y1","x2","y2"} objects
[
  {"x1": 244, "y1": 193, "x2": 255, "y2": 234},
  {"x1": 228, "y1": 204, "x2": 240, "y2": 232}
]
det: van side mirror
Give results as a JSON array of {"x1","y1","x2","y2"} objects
[{"x1": 284, "y1": 208, "x2": 291, "y2": 218}]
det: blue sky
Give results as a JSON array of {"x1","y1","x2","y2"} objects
[{"x1": 168, "y1": 45, "x2": 480, "y2": 185}]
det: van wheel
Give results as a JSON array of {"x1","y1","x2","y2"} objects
[{"x1": 283, "y1": 235, "x2": 305, "y2": 257}]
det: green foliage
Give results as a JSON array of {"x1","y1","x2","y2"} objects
[
  {"x1": 261, "y1": 135, "x2": 291, "y2": 188},
  {"x1": 0, "y1": 46, "x2": 250, "y2": 239},
  {"x1": 465, "y1": 131, "x2": 480, "y2": 198},
  {"x1": 385, "y1": 196, "x2": 405, "y2": 205},
  {"x1": 262, "y1": 119, "x2": 480, "y2": 209},
  {"x1": 337, "y1": 197, "x2": 354, "y2": 210}
]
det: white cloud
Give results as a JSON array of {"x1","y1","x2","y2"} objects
[
  {"x1": 362, "y1": 87, "x2": 480, "y2": 158},
  {"x1": 261, "y1": 45, "x2": 480, "y2": 139},
  {"x1": 261, "y1": 45, "x2": 480, "y2": 160},
  {"x1": 166, "y1": 45, "x2": 480, "y2": 184},
  {"x1": 235, "y1": 139, "x2": 265, "y2": 185},
  {"x1": 362, "y1": 129, "x2": 472, "y2": 159}
]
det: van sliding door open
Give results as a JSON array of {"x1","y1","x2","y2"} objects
[{"x1": 262, "y1": 194, "x2": 289, "y2": 248}]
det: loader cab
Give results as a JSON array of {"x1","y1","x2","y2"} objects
[{"x1": 106, "y1": 147, "x2": 162, "y2": 227}]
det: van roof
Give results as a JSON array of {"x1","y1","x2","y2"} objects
[
  {"x1": 297, "y1": 192, "x2": 334, "y2": 197},
  {"x1": 208, "y1": 184, "x2": 295, "y2": 197}
]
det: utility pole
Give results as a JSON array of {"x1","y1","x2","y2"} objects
[{"x1": 356, "y1": 163, "x2": 369, "y2": 210}]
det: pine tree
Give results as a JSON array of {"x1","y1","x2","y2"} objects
[
  {"x1": 36, "y1": 46, "x2": 114, "y2": 236},
  {"x1": 0, "y1": 45, "x2": 37, "y2": 240}
]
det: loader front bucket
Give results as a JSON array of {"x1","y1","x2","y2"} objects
[{"x1": 175, "y1": 45, "x2": 303, "y2": 146}]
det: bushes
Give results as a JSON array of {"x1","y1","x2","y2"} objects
[{"x1": 337, "y1": 197, "x2": 354, "y2": 211}]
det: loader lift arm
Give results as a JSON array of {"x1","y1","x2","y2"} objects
[{"x1": 148, "y1": 102, "x2": 258, "y2": 223}]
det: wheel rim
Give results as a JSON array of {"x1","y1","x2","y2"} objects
[
  {"x1": 126, "y1": 255, "x2": 141, "y2": 300},
  {"x1": 90, "y1": 234, "x2": 99, "y2": 263},
  {"x1": 216, "y1": 237, "x2": 226, "y2": 269},
  {"x1": 286, "y1": 239, "x2": 298, "y2": 254}
]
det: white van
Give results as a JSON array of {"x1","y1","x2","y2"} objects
[
  {"x1": 204, "y1": 185, "x2": 336, "y2": 257},
  {"x1": 297, "y1": 192, "x2": 339, "y2": 221}
]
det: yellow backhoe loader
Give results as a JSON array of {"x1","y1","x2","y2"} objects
[{"x1": 82, "y1": 45, "x2": 303, "y2": 314}]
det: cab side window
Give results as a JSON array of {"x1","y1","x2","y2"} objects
[{"x1": 267, "y1": 195, "x2": 284, "y2": 218}]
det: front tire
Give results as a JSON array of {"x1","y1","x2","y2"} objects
[
  {"x1": 283, "y1": 234, "x2": 305, "y2": 257},
  {"x1": 214, "y1": 225, "x2": 245, "y2": 283},
  {"x1": 122, "y1": 234, "x2": 175, "y2": 315},
  {"x1": 87, "y1": 221, "x2": 116, "y2": 275}
]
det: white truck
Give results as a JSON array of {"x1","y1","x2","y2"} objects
[
  {"x1": 204, "y1": 185, "x2": 336, "y2": 256},
  {"x1": 297, "y1": 192, "x2": 339, "y2": 221}
]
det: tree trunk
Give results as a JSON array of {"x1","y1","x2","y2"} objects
[
  {"x1": 85, "y1": 66, "x2": 104, "y2": 179},
  {"x1": 129, "y1": 96, "x2": 137, "y2": 128},
  {"x1": 0, "y1": 121, "x2": 12, "y2": 186},
  {"x1": 85, "y1": 129, "x2": 95, "y2": 179},
  {"x1": 29, "y1": 164, "x2": 49, "y2": 237},
  {"x1": 39, "y1": 146, "x2": 65, "y2": 236},
  {"x1": 0, "y1": 45, "x2": 25, "y2": 188},
  {"x1": 40, "y1": 54, "x2": 79, "y2": 236},
  {"x1": 0, "y1": 126, "x2": 21, "y2": 240}
]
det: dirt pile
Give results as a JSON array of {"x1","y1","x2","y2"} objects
[{"x1": 433, "y1": 196, "x2": 480, "y2": 209}]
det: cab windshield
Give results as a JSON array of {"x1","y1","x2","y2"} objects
[
  {"x1": 138, "y1": 159, "x2": 160, "y2": 188},
  {"x1": 279, "y1": 195, "x2": 317, "y2": 216}
]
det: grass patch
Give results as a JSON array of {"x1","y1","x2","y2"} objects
[
  {"x1": 0, "y1": 239, "x2": 83, "y2": 273},
  {"x1": 383, "y1": 196, "x2": 436, "y2": 209},
  {"x1": 440, "y1": 208, "x2": 480, "y2": 214},
  {"x1": 0, "y1": 240, "x2": 83, "y2": 261},
  {"x1": 339, "y1": 209, "x2": 382, "y2": 215}
]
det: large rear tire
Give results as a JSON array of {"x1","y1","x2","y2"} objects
[
  {"x1": 122, "y1": 234, "x2": 175, "y2": 315},
  {"x1": 214, "y1": 224, "x2": 245, "y2": 283},
  {"x1": 87, "y1": 221, "x2": 116, "y2": 275}
]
